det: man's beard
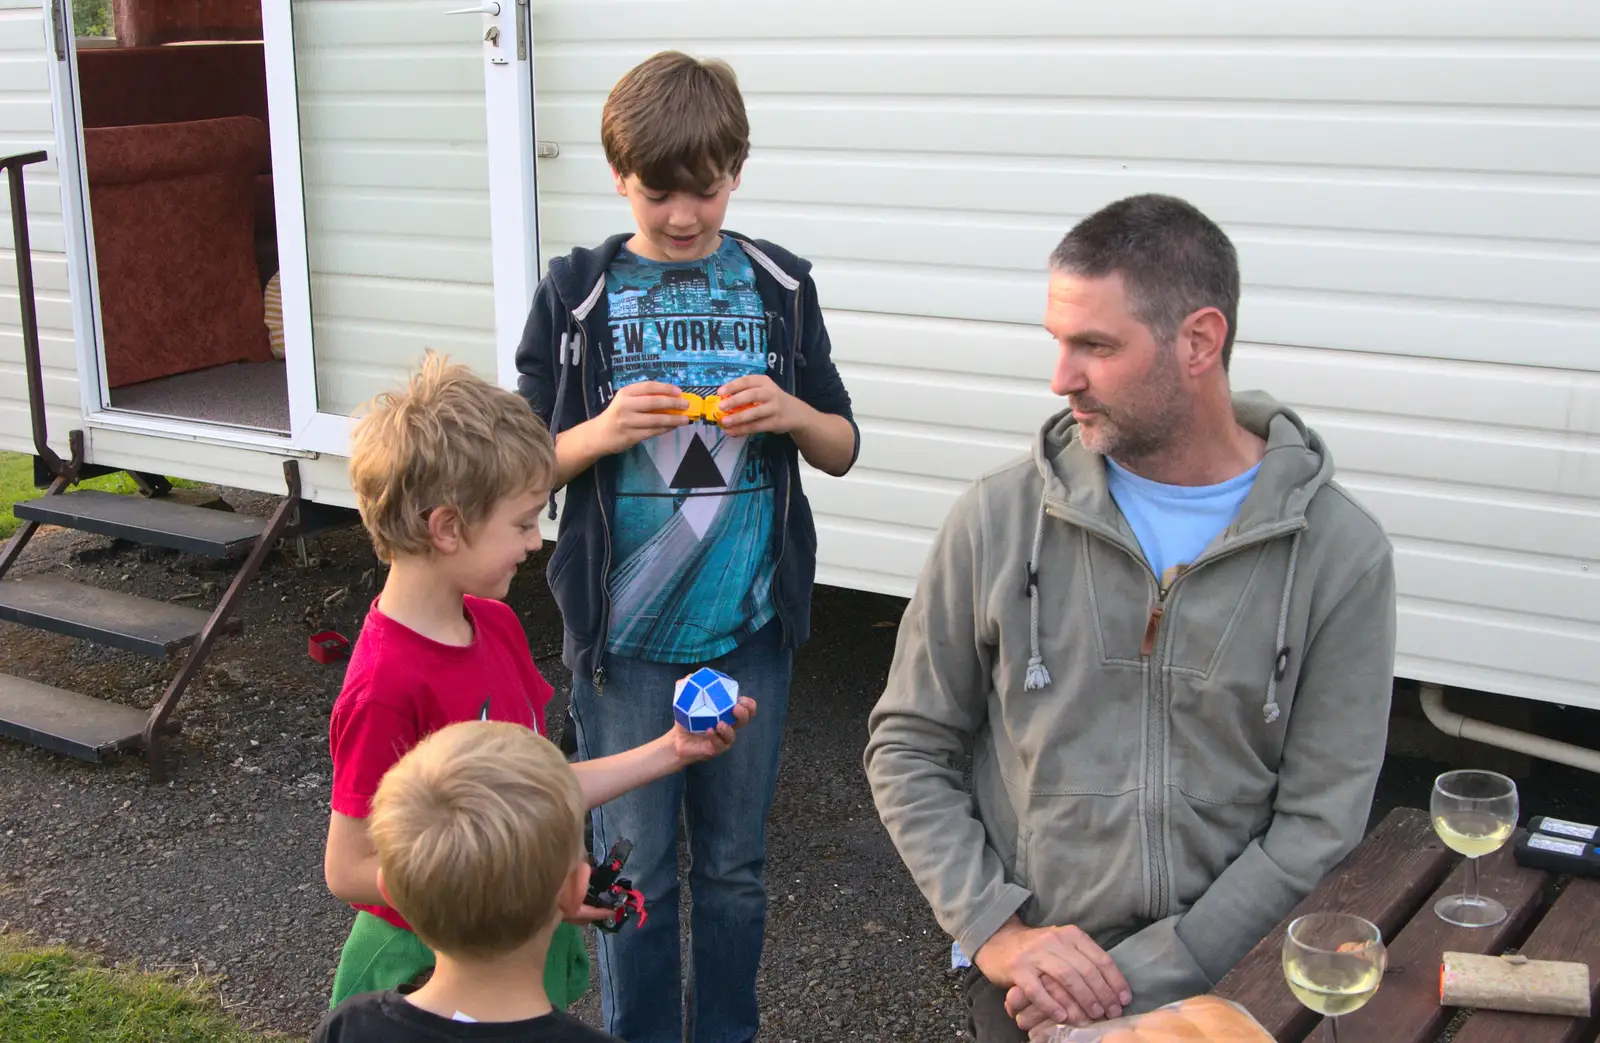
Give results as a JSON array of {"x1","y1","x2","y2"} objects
[{"x1": 1073, "y1": 348, "x2": 1189, "y2": 462}]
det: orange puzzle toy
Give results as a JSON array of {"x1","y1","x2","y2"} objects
[{"x1": 654, "y1": 392, "x2": 752, "y2": 423}]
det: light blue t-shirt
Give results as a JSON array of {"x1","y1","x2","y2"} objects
[
  {"x1": 1104, "y1": 457, "x2": 1261, "y2": 583},
  {"x1": 602, "y1": 237, "x2": 776, "y2": 664}
]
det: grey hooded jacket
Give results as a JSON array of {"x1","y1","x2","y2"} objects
[{"x1": 864, "y1": 392, "x2": 1395, "y2": 1011}]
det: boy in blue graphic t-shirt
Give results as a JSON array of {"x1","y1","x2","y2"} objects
[
  {"x1": 604, "y1": 237, "x2": 778, "y2": 662},
  {"x1": 514, "y1": 51, "x2": 859, "y2": 1043}
]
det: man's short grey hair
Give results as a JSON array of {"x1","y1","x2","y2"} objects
[{"x1": 1049, "y1": 194, "x2": 1241, "y2": 370}]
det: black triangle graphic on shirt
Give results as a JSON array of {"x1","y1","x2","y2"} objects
[{"x1": 670, "y1": 436, "x2": 727, "y2": 489}]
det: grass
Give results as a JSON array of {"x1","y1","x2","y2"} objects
[
  {"x1": 0, "y1": 451, "x2": 198, "y2": 539},
  {"x1": 0, "y1": 933, "x2": 282, "y2": 1042},
  {"x1": 71, "y1": 0, "x2": 111, "y2": 37}
]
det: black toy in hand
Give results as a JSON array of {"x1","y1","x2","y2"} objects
[{"x1": 585, "y1": 838, "x2": 647, "y2": 933}]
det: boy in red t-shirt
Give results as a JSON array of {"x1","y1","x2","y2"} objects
[{"x1": 323, "y1": 353, "x2": 755, "y2": 1010}]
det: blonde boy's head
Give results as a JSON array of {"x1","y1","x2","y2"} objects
[
  {"x1": 367, "y1": 720, "x2": 585, "y2": 959},
  {"x1": 602, "y1": 50, "x2": 749, "y2": 193},
  {"x1": 349, "y1": 352, "x2": 555, "y2": 562}
]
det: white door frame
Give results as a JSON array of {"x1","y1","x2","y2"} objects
[
  {"x1": 263, "y1": 0, "x2": 542, "y2": 459},
  {"x1": 475, "y1": 0, "x2": 542, "y2": 391},
  {"x1": 41, "y1": 0, "x2": 539, "y2": 460},
  {"x1": 260, "y1": 0, "x2": 339, "y2": 454},
  {"x1": 42, "y1": 0, "x2": 111, "y2": 429},
  {"x1": 41, "y1": 0, "x2": 312, "y2": 454}
]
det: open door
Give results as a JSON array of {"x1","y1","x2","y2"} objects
[
  {"x1": 46, "y1": 0, "x2": 294, "y2": 443},
  {"x1": 264, "y1": 0, "x2": 539, "y2": 458},
  {"x1": 44, "y1": 0, "x2": 537, "y2": 459}
]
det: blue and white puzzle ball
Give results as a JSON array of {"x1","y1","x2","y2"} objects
[{"x1": 672, "y1": 667, "x2": 740, "y2": 733}]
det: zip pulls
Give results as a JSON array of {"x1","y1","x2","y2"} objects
[
  {"x1": 1140, "y1": 596, "x2": 1164, "y2": 657},
  {"x1": 1141, "y1": 518, "x2": 1308, "y2": 668},
  {"x1": 1140, "y1": 565, "x2": 1189, "y2": 657}
]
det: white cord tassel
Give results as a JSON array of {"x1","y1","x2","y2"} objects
[
  {"x1": 1262, "y1": 530, "x2": 1303, "y2": 724},
  {"x1": 1024, "y1": 495, "x2": 1052, "y2": 691}
]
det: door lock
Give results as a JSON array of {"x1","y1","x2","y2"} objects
[{"x1": 484, "y1": 25, "x2": 500, "y2": 44}]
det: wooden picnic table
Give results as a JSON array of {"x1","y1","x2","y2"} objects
[{"x1": 1212, "y1": 807, "x2": 1600, "y2": 1043}]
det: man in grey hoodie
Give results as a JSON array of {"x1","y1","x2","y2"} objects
[{"x1": 864, "y1": 195, "x2": 1396, "y2": 1041}]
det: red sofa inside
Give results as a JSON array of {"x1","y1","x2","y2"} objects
[
  {"x1": 74, "y1": 42, "x2": 278, "y2": 390},
  {"x1": 85, "y1": 116, "x2": 272, "y2": 389},
  {"x1": 76, "y1": 41, "x2": 275, "y2": 271}
]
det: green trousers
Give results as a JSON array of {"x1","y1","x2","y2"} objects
[{"x1": 329, "y1": 911, "x2": 590, "y2": 1010}]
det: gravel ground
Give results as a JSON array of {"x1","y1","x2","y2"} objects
[
  {"x1": 0, "y1": 491, "x2": 964, "y2": 1040},
  {"x1": 1, "y1": 488, "x2": 1596, "y2": 1041}
]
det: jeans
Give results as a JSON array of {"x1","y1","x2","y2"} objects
[{"x1": 569, "y1": 620, "x2": 791, "y2": 1043}]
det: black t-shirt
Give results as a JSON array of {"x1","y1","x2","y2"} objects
[{"x1": 313, "y1": 990, "x2": 622, "y2": 1043}]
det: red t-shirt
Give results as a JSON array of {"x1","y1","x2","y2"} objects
[{"x1": 328, "y1": 595, "x2": 554, "y2": 931}]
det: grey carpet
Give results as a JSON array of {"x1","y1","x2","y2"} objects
[{"x1": 109, "y1": 360, "x2": 290, "y2": 433}]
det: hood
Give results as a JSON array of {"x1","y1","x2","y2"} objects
[
  {"x1": 1033, "y1": 390, "x2": 1334, "y2": 540},
  {"x1": 544, "y1": 229, "x2": 813, "y2": 318},
  {"x1": 545, "y1": 233, "x2": 631, "y2": 320},
  {"x1": 1018, "y1": 390, "x2": 1330, "y2": 723}
]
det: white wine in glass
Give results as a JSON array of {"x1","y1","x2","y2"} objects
[
  {"x1": 1281, "y1": 912, "x2": 1386, "y2": 1042},
  {"x1": 1431, "y1": 769, "x2": 1519, "y2": 927}
]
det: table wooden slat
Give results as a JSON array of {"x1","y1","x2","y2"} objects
[
  {"x1": 1302, "y1": 837, "x2": 1552, "y2": 1043},
  {"x1": 1450, "y1": 877, "x2": 1600, "y2": 1043},
  {"x1": 1212, "y1": 807, "x2": 1456, "y2": 1041}
]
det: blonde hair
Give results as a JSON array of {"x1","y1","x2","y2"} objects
[
  {"x1": 348, "y1": 352, "x2": 555, "y2": 562},
  {"x1": 368, "y1": 720, "x2": 584, "y2": 959},
  {"x1": 602, "y1": 50, "x2": 750, "y2": 193}
]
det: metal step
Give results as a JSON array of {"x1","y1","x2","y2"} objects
[
  {"x1": 14, "y1": 489, "x2": 266, "y2": 558},
  {"x1": 0, "y1": 576, "x2": 238, "y2": 657},
  {"x1": 0, "y1": 672, "x2": 147, "y2": 761}
]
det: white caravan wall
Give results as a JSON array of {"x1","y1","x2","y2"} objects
[
  {"x1": 0, "y1": 0, "x2": 76, "y2": 460},
  {"x1": 530, "y1": 1, "x2": 1600, "y2": 709},
  {"x1": 292, "y1": 0, "x2": 497, "y2": 417}
]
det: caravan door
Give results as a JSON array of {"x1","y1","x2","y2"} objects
[{"x1": 266, "y1": 0, "x2": 531, "y2": 460}]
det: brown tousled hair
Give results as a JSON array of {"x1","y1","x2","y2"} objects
[{"x1": 602, "y1": 50, "x2": 750, "y2": 193}]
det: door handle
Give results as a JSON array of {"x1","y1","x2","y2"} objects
[{"x1": 444, "y1": 1, "x2": 500, "y2": 13}]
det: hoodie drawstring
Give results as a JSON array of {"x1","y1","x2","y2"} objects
[
  {"x1": 1024, "y1": 493, "x2": 1052, "y2": 691},
  {"x1": 1021, "y1": 491, "x2": 1303, "y2": 720},
  {"x1": 1262, "y1": 530, "x2": 1302, "y2": 724}
]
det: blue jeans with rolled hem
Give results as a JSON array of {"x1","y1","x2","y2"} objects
[{"x1": 569, "y1": 619, "x2": 791, "y2": 1043}]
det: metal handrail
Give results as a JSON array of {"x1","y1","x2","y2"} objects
[{"x1": 2, "y1": 149, "x2": 80, "y2": 479}]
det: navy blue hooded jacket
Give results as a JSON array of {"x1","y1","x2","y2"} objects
[{"x1": 515, "y1": 232, "x2": 859, "y2": 689}]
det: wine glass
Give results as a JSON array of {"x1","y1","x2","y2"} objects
[
  {"x1": 1431, "y1": 769, "x2": 1519, "y2": 927},
  {"x1": 1281, "y1": 912, "x2": 1386, "y2": 1042}
]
